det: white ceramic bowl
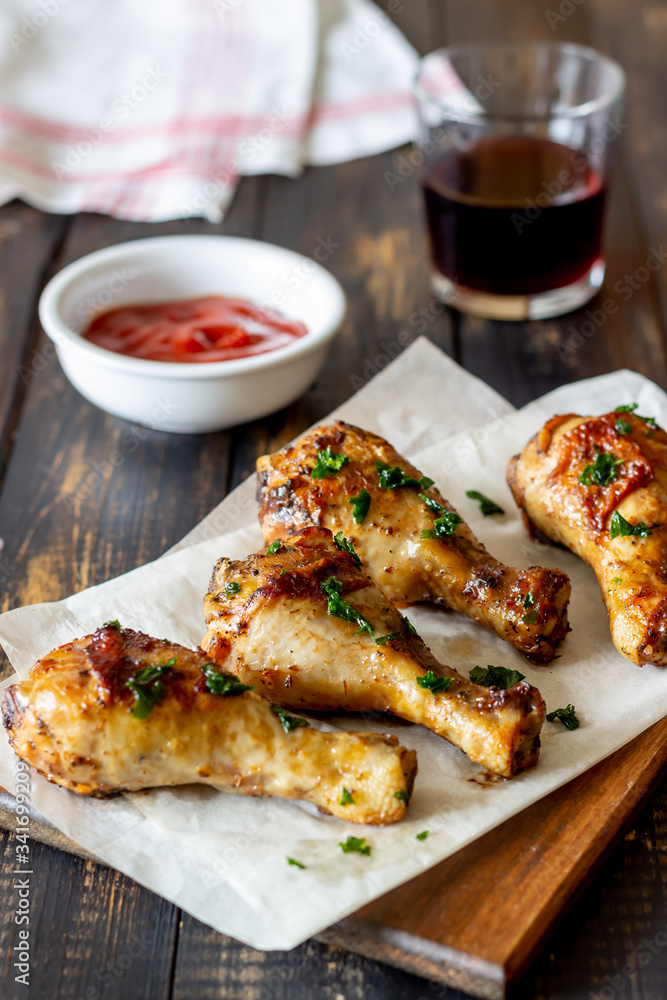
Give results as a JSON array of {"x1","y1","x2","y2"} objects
[{"x1": 39, "y1": 235, "x2": 346, "y2": 433}]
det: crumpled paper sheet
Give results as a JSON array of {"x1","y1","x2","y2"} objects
[{"x1": 1, "y1": 337, "x2": 666, "y2": 951}]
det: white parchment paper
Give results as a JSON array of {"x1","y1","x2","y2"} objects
[{"x1": 1, "y1": 337, "x2": 666, "y2": 951}]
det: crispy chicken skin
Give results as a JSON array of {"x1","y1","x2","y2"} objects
[
  {"x1": 202, "y1": 527, "x2": 546, "y2": 778},
  {"x1": 256, "y1": 421, "x2": 570, "y2": 664},
  {"x1": 2, "y1": 625, "x2": 416, "y2": 825},
  {"x1": 508, "y1": 410, "x2": 667, "y2": 667}
]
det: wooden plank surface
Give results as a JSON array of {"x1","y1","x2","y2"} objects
[{"x1": 1, "y1": 1, "x2": 667, "y2": 998}]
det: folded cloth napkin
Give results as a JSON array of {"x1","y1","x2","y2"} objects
[{"x1": 0, "y1": 0, "x2": 418, "y2": 222}]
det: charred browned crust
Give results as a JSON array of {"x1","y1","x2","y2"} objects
[
  {"x1": 203, "y1": 526, "x2": 546, "y2": 776},
  {"x1": 256, "y1": 421, "x2": 571, "y2": 665}
]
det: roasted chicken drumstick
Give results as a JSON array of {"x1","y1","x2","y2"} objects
[
  {"x1": 2, "y1": 624, "x2": 416, "y2": 825},
  {"x1": 508, "y1": 407, "x2": 667, "y2": 667},
  {"x1": 202, "y1": 527, "x2": 546, "y2": 778},
  {"x1": 256, "y1": 422, "x2": 570, "y2": 664}
]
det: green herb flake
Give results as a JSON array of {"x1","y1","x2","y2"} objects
[
  {"x1": 266, "y1": 539, "x2": 282, "y2": 556},
  {"x1": 609, "y1": 510, "x2": 652, "y2": 539},
  {"x1": 287, "y1": 857, "x2": 306, "y2": 870},
  {"x1": 225, "y1": 581, "x2": 241, "y2": 595},
  {"x1": 579, "y1": 451, "x2": 623, "y2": 488},
  {"x1": 611, "y1": 577, "x2": 623, "y2": 585},
  {"x1": 321, "y1": 576, "x2": 375, "y2": 636},
  {"x1": 615, "y1": 417, "x2": 632, "y2": 436},
  {"x1": 127, "y1": 661, "x2": 174, "y2": 719},
  {"x1": 523, "y1": 592, "x2": 535, "y2": 609},
  {"x1": 333, "y1": 531, "x2": 362, "y2": 567},
  {"x1": 103, "y1": 619, "x2": 121, "y2": 629},
  {"x1": 546, "y1": 704, "x2": 580, "y2": 730},
  {"x1": 469, "y1": 664, "x2": 525, "y2": 690},
  {"x1": 416, "y1": 830, "x2": 429, "y2": 841},
  {"x1": 466, "y1": 490, "x2": 505, "y2": 516},
  {"x1": 404, "y1": 619, "x2": 417, "y2": 635},
  {"x1": 615, "y1": 403, "x2": 658, "y2": 429},
  {"x1": 202, "y1": 664, "x2": 254, "y2": 697},
  {"x1": 311, "y1": 446, "x2": 350, "y2": 479},
  {"x1": 271, "y1": 705, "x2": 311, "y2": 733},
  {"x1": 375, "y1": 459, "x2": 433, "y2": 492},
  {"x1": 348, "y1": 488, "x2": 371, "y2": 524},
  {"x1": 375, "y1": 632, "x2": 401, "y2": 646},
  {"x1": 339, "y1": 788, "x2": 355, "y2": 806},
  {"x1": 339, "y1": 836, "x2": 371, "y2": 856},
  {"x1": 521, "y1": 609, "x2": 538, "y2": 625},
  {"x1": 419, "y1": 494, "x2": 463, "y2": 540},
  {"x1": 416, "y1": 671, "x2": 454, "y2": 695},
  {"x1": 394, "y1": 790, "x2": 409, "y2": 803}
]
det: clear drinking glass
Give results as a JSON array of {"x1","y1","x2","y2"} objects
[{"x1": 413, "y1": 42, "x2": 626, "y2": 320}]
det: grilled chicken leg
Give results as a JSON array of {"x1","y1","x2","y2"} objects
[
  {"x1": 2, "y1": 624, "x2": 417, "y2": 824},
  {"x1": 202, "y1": 527, "x2": 546, "y2": 778},
  {"x1": 256, "y1": 421, "x2": 570, "y2": 664},
  {"x1": 508, "y1": 408, "x2": 667, "y2": 667}
]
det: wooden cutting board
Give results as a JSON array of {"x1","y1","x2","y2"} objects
[{"x1": 2, "y1": 717, "x2": 666, "y2": 1000}]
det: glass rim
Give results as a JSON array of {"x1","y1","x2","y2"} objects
[{"x1": 414, "y1": 41, "x2": 626, "y2": 125}]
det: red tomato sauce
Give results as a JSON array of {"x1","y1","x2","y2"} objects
[{"x1": 83, "y1": 296, "x2": 308, "y2": 363}]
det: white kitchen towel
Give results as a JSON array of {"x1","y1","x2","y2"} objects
[{"x1": 0, "y1": 0, "x2": 419, "y2": 222}]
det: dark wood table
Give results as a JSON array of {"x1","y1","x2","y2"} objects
[{"x1": 1, "y1": 1, "x2": 666, "y2": 997}]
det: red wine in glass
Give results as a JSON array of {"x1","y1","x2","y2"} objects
[{"x1": 421, "y1": 135, "x2": 607, "y2": 297}]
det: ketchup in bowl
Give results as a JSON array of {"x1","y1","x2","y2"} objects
[{"x1": 82, "y1": 296, "x2": 308, "y2": 364}]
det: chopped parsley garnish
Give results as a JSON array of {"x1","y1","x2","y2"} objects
[
  {"x1": 394, "y1": 790, "x2": 409, "y2": 802},
  {"x1": 225, "y1": 581, "x2": 241, "y2": 595},
  {"x1": 579, "y1": 451, "x2": 623, "y2": 487},
  {"x1": 416, "y1": 830, "x2": 429, "y2": 841},
  {"x1": 609, "y1": 510, "x2": 652, "y2": 539},
  {"x1": 546, "y1": 704, "x2": 580, "y2": 730},
  {"x1": 469, "y1": 664, "x2": 525, "y2": 690},
  {"x1": 375, "y1": 632, "x2": 401, "y2": 646},
  {"x1": 521, "y1": 610, "x2": 538, "y2": 625},
  {"x1": 333, "y1": 531, "x2": 362, "y2": 567},
  {"x1": 266, "y1": 539, "x2": 282, "y2": 555},
  {"x1": 416, "y1": 671, "x2": 454, "y2": 694},
  {"x1": 615, "y1": 403, "x2": 657, "y2": 429},
  {"x1": 103, "y1": 619, "x2": 120, "y2": 629},
  {"x1": 348, "y1": 488, "x2": 371, "y2": 524},
  {"x1": 321, "y1": 576, "x2": 375, "y2": 636},
  {"x1": 339, "y1": 788, "x2": 355, "y2": 806},
  {"x1": 311, "y1": 446, "x2": 350, "y2": 479},
  {"x1": 611, "y1": 577, "x2": 623, "y2": 585},
  {"x1": 339, "y1": 836, "x2": 371, "y2": 856},
  {"x1": 523, "y1": 592, "x2": 535, "y2": 609},
  {"x1": 375, "y1": 459, "x2": 434, "y2": 492},
  {"x1": 404, "y1": 619, "x2": 417, "y2": 635},
  {"x1": 615, "y1": 417, "x2": 632, "y2": 436},
  {"x1": 466, "y1": 490, "x2": 505, "y2": 516},
  {"x1": 271, "y1": 705, "x2": 311, "y2": 733},
  {"x1": 127, "y1": 660, "x2": 174, "y2": 719},
  {"x1": 287, "y1": 857, "x2": 306, "y2": 869},
  {"x1": 202, "y1": 664, "x2": 254, "y2": 697},
  {"x1": 420, "y1": 494, "x2": 463, "y2": 540}
]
